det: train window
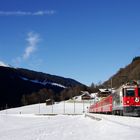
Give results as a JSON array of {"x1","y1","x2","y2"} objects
[
  {"x1": 122, "y1": 88, "x2": 125, "y2": 96},
  {"x1": 125, "y1": 89, "x2": 135, "y2": 97},
  {"x1": 138, "y1": 88, "x2": 140, "y2": 96}
]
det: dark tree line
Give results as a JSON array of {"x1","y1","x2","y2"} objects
[
  {"x1": 21, "y1": 85, "x2": 98, "y2": 106},
  {"x1": 21, "y1": 88, "x2": 54, "y2": 105}
]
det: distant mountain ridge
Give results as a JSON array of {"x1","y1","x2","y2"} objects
[
  {"x1": 0, "y1": 66, "x2": 84, "y2": 108},
  {"x1": 103, "y1": 56, "x2": 140, "y2": 88}
]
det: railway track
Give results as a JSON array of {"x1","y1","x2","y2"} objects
[{"x1": 86, "y1": 113, "x2": 140, "y2": 130}]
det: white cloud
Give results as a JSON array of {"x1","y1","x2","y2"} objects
[
  {"x1": 0, "y1": 10, "x2": 56, "y2": 16},
  {"x1": 33, "y1": 10, "x2": 56, "y2": 16},
  {"x1": 12, "y1": 31, "x2": 42, "y2": 67},
  {"x1": 23, "y1": 32, "x2": 40, "y2": 60},
  {"x1": 12, "y1": 57, "x2": 22, "y2": 66}
]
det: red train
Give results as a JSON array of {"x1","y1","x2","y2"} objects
[{"x1": 89, "y1": 81, "x2": 140, "y2": 116}]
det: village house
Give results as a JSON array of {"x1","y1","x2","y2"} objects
[
  {"x1": 80, "y1": 91, "x2": 94, "y2": 100},
  {"x1": 97, "y1": 89, "x2": 111, "y2": 97}
]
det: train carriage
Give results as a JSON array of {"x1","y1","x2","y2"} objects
[{"x1": 89, "y1": 81, "x2": 140, "y2": 116}]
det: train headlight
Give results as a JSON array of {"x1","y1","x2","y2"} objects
[
  {"x1": 135, "y1": 97, "x2": 139, "y2": 103},
  {"x1": 126, "y1": 100, "x2": 129, "y2": 104}
]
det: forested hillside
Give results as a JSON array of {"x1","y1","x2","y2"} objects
[
  {"x1": 103, "y1": 57, "x2": 140, "y2": 88},
  {"x1": 0, "y1": 66, "x2": 85, "y2": 109}
]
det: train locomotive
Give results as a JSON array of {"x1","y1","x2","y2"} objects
[{"x1": 89, "y1": 81, "x2": 140, "y2": 116}]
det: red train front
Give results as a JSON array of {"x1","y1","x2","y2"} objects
[
  {"x1": 121, "y1": 84, "x2": 140, "y2": 116},
  {"x1": 89, "y1": 81, "x2": 140, "y2": 116}
]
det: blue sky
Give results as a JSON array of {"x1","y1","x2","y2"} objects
[{"x1": 0, "y1": 0, "x2": 140, "y2": 86}]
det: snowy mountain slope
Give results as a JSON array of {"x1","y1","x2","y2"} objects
[
  {"x1": 0, "y1": 66, "x2": 84, "y2": 108},
  {"x1": 0, "y1": 61, "x2": 9, "y2": 67},
  {"x1": 20, "y1": 76, "x2": 66, "y2": 88}
]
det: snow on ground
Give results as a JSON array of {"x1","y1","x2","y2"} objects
[
  {"x1": 1, "y1": 101, "x2": 140, "y2": 140},
  {"x1": 0, "y1": 101, "x2": 92, "y2": 115}
]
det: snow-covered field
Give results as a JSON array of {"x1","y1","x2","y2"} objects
[
  {"x1": 0, "y1": 101, "x2": 91, "y2": 114},
  {"x1": 1, "y1": 101, "x2": 140, "y2": 140}
]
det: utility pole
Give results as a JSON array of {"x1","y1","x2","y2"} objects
[
  {"x1": 111, "y1": 78, "x2": 113, "y2": 93},
  {"x1": 38, "y1": 102, "x2": 40, "y2": 114},
  {"x1": 5, "y1": 104, "x2": 8, "y2": 115},
  {"x1": 64, "y1": 100, "x2": 65, "y2": 114},
  {"x1": 74, "y1": 99, "x2": 75, "y2": 114},
  {"x1": 83, "y1": 100, "x2": 85, "y2": 113},
  {"x1": 51, "y1": 98, "x2": 54, "y2": 114}
]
